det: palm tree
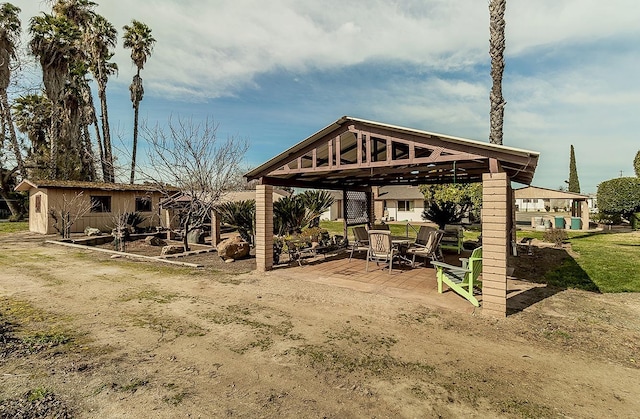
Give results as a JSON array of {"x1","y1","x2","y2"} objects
[
  {"x1": 123, "y1": 19, "x2": 155, "y2": 184},
  {"x1": 489, "y1": 0, "x2": 506, "y2": 145},
  {"x1": 0, "y1": 3, "x2": 25, "y2": 178},
  {"x1": 13, "y1": 94, "x2": 52, "y2": 178},
  {"x1": 29, "y1": 12, "x2": 81, "y2": 178},
  {"x1": 86, "y1": 13, "x2": 117, "y2": 182}
]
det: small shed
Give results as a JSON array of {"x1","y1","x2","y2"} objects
[{"x1": 15, "y1": 179, "x2": 171, "y2": 234}]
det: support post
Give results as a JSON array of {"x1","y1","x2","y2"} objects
[
  {"x1": 367, "y1": 188, "x2": 374, "y2": 228},
  {"x1": 482, "y1": 172, "x2": 509, "y2": 317},
  {"x1": 210, "y1": 209, "x2": 221, "y2": 246},
  {"x1": 255, "y1": 184, "x2": 273, "y2": 272}
]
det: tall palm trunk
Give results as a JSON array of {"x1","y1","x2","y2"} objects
[
  {"x1": 129, "y1": 72, "x2": 143, "y2": 184},
  {"x1": 97, "y1": 66, "x2": 114, "y2": 182},
  {"x1": 85, "y1": 85, "x2": 106, "y2": 180},
  {"x1": 489, "y1": 0, "x2": 506, "y2": 145},
  {"x1": 0, "y1": 92, "x2": 25, "y2": 178}
]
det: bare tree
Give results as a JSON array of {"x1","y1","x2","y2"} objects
[
  {"x1": 139, "y1": 116, "x2": 249, "y2": 251},
  {"x1": 49, "y1": 191, "x2": 92, "y2": 239}
]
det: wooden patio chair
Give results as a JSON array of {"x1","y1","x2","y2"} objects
[
  {"x1": 366, "y1": 230, "x2": 398, "y2": 274},
  {"x1": 440, "y1": 225, "x2": 464, "y2": 254},
  {"x1": 414, "y1": 225, "x2": 436, "y2": 245},
  {"x1": 431, "y1": 246, "x2": 482, "y2": 307},
  {"x1": 349, "y1": 225, "x2": 369, "y2": 261},
  {"x1": 405, "y1": 229, "x2": 444, "y2": 267}
]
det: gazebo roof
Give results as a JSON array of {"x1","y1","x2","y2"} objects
[{"x1": 246, "y1": 116, "x2": 539, "y2": 189}]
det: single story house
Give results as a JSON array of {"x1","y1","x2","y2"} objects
[
  {"x1": 15, "y1": 179, "x2": 173, "y2": 235},
  {"x1": 322, "y1": 186, "x2": 424, "y2": 222},
  {"x1": 514, "y1": 185, "x2": 590, "y2": 229},
  {"x1": 376, "y1": 186, "x2": 424, "y2": 222}
]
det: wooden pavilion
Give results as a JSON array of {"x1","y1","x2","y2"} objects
[{"x1": 245, "y1": 116, "x2": 539, "y2": 317}]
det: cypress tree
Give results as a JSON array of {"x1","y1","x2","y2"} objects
[
  {"x1": 568, "y1": 145, "x2": 580, "y2": 193},
  {"x1": 634, "y1": 150, "x2": 640, "y2": 177}
]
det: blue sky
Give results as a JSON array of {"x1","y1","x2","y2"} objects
[{"x1": 17, "y1": 0, "x2": 640, "y2": 193}]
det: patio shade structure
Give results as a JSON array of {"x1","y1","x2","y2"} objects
[{"x1": 245, "y1": 116, "x2": 539, "y2": 317}]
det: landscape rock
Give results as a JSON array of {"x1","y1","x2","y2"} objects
[
  {"x1": 161, "y1": 245, "x2": 184, "y2": 256},
  {"x1": 216, "y1": 236, "x2": 250, "y2": 260},
  {"x1": 145, "y1": 235, "x2": 167, "y2": 246},
  {"x1": 84, "y1": 227, "x2": 102, "y2": 236}
]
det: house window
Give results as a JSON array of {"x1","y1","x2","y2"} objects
[
  {"x1": 90, "y1": 196, "x2": 111, "y2": 213},
  {"x1": 398, "y1": 200, "x2": 414, "y2": 211},
  {"x1": 135, "y1": 196, "x2": 152, "y2": 212},
  {"x1": 35, "y1": 195, "x2": 42, "y2": 213}
]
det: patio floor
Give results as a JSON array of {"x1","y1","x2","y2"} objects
[
  {"x1": 272, "y1": 248, "x2": 549, "y2": 315},
  {"x1": 273, "y1": 249, "x2": 482, "y2": 314}
]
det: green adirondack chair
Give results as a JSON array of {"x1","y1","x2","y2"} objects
[{"x1": 431, "y1": 246, "x2": 482, "y2": 307}]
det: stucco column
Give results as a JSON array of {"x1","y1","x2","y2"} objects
[
  {"x1": 580, "y1": 201, "x2": 590, "y2": 230},
  {"x1": 210, "y1": 209, "x2": 221, "y2": 246},
  {"x1": 255, "y1": 184, "x2": 273, "y2": 272},
  {"x1": 482, "y1": 172, "x2": 509, "y2": 317}
]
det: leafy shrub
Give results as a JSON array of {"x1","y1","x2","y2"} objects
[
  {"x1": 543, "y1": 228, "x2": 568, "y2": 247},
  {"x1": 216, "y1": 200, "x2": 255, "y2": 243},
  {"x1": 597, "y1": 177, "x2": 640, "y2": 218}
]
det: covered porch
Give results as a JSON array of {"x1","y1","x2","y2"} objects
[{"x1": 246, "y1": 116, "x2": 539, "y2": 317}]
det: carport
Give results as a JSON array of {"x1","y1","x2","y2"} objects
[{"x1": 245, "y1": 116, "x2": 539, "y2": 317}]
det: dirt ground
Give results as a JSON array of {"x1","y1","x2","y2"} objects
[{"x1": 1, "y1": 231, "x2": 639, "y2": 418}]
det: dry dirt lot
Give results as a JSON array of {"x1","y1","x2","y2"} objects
[{"x1": 1, "y1": 231, "x2": 639, "y2": 418}]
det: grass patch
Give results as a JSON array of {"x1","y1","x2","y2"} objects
[
  {"x1": 127, "y1": 311, "x2": 207, "y2": 340},
  {"x1": 203, "y1": 304, "x2": 298, "y2": 353},
  {"x1": 27, "y1": 387, "x2": 52, "y2": 402},
  {"x1": 119, "y1": 378, "x2": 149, "y2": 393},
  {"x1": 568, "y1": 232, "x2": 640, "y2": 292},
  {"x1": 119, "y1": 289, "x2": 180, "y2": 304},
  {"x1": 0, "y1": 221, "x2": 28, "y2": 234},
  {"x1": 516, "y1": 230, "x2": 640, "y2": 293}
]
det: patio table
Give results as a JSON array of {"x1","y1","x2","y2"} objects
[{"x1": 391, "y1": 237, "x2": 413, "y2": 265}]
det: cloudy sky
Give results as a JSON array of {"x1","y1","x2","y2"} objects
[{"x1": 16, "y1": 0, "x2": 640, "y2": 193}]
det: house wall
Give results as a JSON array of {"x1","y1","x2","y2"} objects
[
  {"x1": 515, "y1": 198, "x2": 547, "y2": 212},
  {"x1": 379, "y1": 200, "x2": 424, "y2": 222},
  {"x1": 321, "y1": 200, "x2": 343, "y2": 221},
  {"x1": 35, "y1": 188, "x2": 164, "y2": 235}
]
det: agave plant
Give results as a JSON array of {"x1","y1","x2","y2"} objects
[
  {"x1": 299, "y1": 190, "x2": 334, "y2": 228},
  {"x1": 216, "y1": 200, "x2": 256, "y2": 244},
  {"x1": 273, "y1": 196, "x2": 307, "y2": 236}
]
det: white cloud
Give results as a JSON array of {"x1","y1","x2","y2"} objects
[{"x1": 15, "y1": 0, "x2": 640, "y2": 191}]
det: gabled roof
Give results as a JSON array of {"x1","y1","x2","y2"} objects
[
  {"x1": 245, "y1": 116, "x2": 539, "y2": 189},
  {"x1": 377, "y1": 186, "x2": 424, "y2": 201},
  {"x1": 514, "y1": 185, "x2": 589, "y2": 200},
  {"x1": 14, "y1": 179, "x2": 176, "y2": 193}
]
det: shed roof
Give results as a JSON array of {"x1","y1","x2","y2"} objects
[
  {"x1": 246, "y1": 116, "x2": 539, "y2": 189},
  {"x1": 514, "y1": 186, "x2": 588, "y2": 200},
  {"x1": 14, "y1": 179, "x2": 177, "y2": 193}
]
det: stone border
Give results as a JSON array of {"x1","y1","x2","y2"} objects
[{"x1": 45, "y1": 240, "x2": 204, "y2": 268}]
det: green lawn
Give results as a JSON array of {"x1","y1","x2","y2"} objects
[
  {"x1": 0, "y1": 221, "x2": 28, "y2": 234},
  {"x1": 564, "y1": 232, "x2": 640, "y2": 293}
]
